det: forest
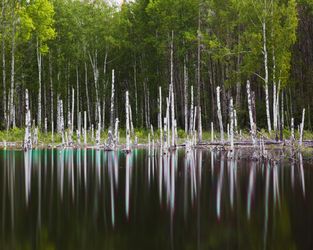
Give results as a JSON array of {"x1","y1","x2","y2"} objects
[{"x1": 1, "y1": 0, "x2": 313, "y2": 141}]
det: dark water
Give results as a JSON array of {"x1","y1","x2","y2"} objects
[{"x1": 0, "y1": 148, "x2": 312, "y2": 250}]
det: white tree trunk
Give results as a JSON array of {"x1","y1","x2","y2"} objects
[
  {"x1": 8, "y1": 6, "x2": 15, "y2": 129},
  {"x1": 159, "y1": 86, "x2": 162, "y2": 146},
  {"x1": 171, "y1": 84, "x2": 175, "y2": 147},
  {"x1": 189, "y1": 86, "x2": 194, "y2": 135},
  {"x1": 2, "y1": 16, "x2": 6, "y2": 126},
  {"x1": 71, "y1": 88, "x2": 74, "y2": 132},
  {"x1": 60, "y1": 100, "x2": 65, "y2": 146},
  {"x1": 37, "y1": 38, "x2": 42, "y2": 128},
  {"x1": 84, "y1": 111, "x2": 87, "y2": 145},
  {"x1": 234, "y1": 109, "x2": 238, "y2": 134},
  {"x1": 246, "y1": 80, "x2": 257, "y2": 145},
  {"x1": 291, "y1": 117, "x2": 294, "y2": 142},
  {"x1": 198, "y1": 106, "x2": 202, "y2": 144},
  {"x1": 211, "y1": 122, "x2": 214, "y2": 142},
  {"x1": 299, "y1": 108, "x2": 305, "y2": 146},
  {"x1": 184, "y1": 56, "x2": 188, "y2": 134},
  {"x1": 128, "y1": 103, "x2": 134, "y2": 136},
  {"x1": 114, "y1": 118, "x2": 119, "y2": 145},
  {"x1": 49, "y1": 53, "x2": 54, "y2": 130},
  {"x1": 23, "y1": 89, "x2": 32, "y2": 150},
  {"x1": 166, "y1": 97, "x2": 170, "y2": 148},
  {"x1": 216, "y1": 86, "x2": 224, "y2": 142},
  {"x1": 84, "y1": 62, "x2": 91, "y2": 126},
  {"x1": 76, "y1": 65, "x2": 79, "y2": 130},
  {"x1": 262, "y1": 21, "x2": 272, "y2": 133},
  {"x1": 126, "y1": 91, "x2": 131, "y2": 152},
  {"x1": 88, "y1": 51, "x2": 99, "y2": 109},
  {"x1": 229, "y1": 98, "x2": 234, "y2": 152},
  {"x1": 110, "y1": 69, "x2": 115, "y2": 130}
]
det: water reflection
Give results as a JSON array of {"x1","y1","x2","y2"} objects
[{"x1": 0, "y1": 148, "x2": 312, "y2": 249}]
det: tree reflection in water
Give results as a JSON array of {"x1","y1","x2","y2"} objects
[{"x1": 0, "y1": 148, "x2": 311, "y2": 249}]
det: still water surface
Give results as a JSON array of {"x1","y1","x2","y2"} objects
[{"x1": 0, "y1": 148, "x2": 312, "y2": 250}]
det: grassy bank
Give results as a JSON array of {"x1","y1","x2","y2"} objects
[{"x1": 1, "y1": 127, "x2": 313, "y2": 145}]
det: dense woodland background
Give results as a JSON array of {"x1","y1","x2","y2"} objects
[{"x1": 1, "y1": 0, "x2": 313, "y2": 133}]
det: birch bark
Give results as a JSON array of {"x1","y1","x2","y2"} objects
[
  {"x1": 216, "y1": 86, "x2": 224, "y2": 142},
  {"x1": 262, "y1": 20, "x2": 272, "y2": 133},
  {"x1": 110, "y1": 69, "x2": 115, "y2": 131},
  {"x1": 246, "y1": 80, "x2": 257, "y2": 145}
]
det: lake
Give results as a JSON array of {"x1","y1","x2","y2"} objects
[{"x1": 0, "y1": 148, "x2": 312, "y2": 250}]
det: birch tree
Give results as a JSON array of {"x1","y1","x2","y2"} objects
[{"x1": 28, "y1": 0, "x2": 56, "y2": 128}]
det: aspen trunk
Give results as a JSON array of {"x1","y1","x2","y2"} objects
[
  {"x1": 129, "y1": 102, "x2": 134, "y2": 136},
  {"x1": 216, "y1": 86, "x2": 224, "y2": 142},
  {"x1": 234, "y1": 109, "x2": 238, "y2": 134},
  {"x1": 110, "y1": 69, "x2": 115, "y2": 131},
  {"x1": 299, "y1": 108, "x2": 305, "y2": 146},
  {"x1": 89, "y1": 51, "x2": 99, "y2": 108},
  {"x1": 170, "y1": 31, "x2": 175, "y2": 147},
  {"x1": 114, "y1": 118, "x2": 119, "y2": 144},
  {"x1": 166, "y1": 97, "x2": 170, "y2": 148},
  {"x1": 246, "y1": 80, "x2": 257, "y2": 145},
  {"x1": 197, "y1": 10, "x2": 201, "y2": 143},
  {"x1": 133, "y1": 63, "x2": 138, "y2": 125},
  {"x1": 2, "y1": 10, "x2": 6, "y2": 125},
  {"x1": 291, "y1": 117, "x2": 294, "y2": 142},
  {"x1": 198, "y1": 106, "x2": 202, "y2": 144},
  {"x1": 84, "y1": 111, "x2": 87, "y2": 145},
  {"x1": 262, "y1": 21, "x2": 272, "y2": 133},
  {"x1": 84, "y1": 62, "x2": 91, "y2": 126},
  {"x1": 8, "y1": 4, "x2": 15, "y2": 129},
  {"x1": 71, "y1": 88, "x2": 74, "y2": 132},
  {"x1": 76, "y1": 65, "x2": 79, "y2": 130},
  {"x1": 37, "y1": 38, "x2": 42, "y2": 128},
  {"x1": 209, "y1": 122, "x2": 212, "y2": 143},
  {"x1": 126, "y1": 91, "x2": 130, "y2": 152},
  {"x1": 159, "y1": 86, "x2": 163, "y2": 146},
  {"x1": 102, "y1": 98, "x2": 105, "y2": 130},
  {"x1": 23, "y1": 89, "x2": 32, "y2": 150},
  {"x1": 49, "y1": 53, "x2": 54, "y2": 129},
  {"x1": 229, "y1": 98, "x2": 234, "y2": 152},
  {"x1": 171, "y1": 84, "x2": 175, "y2": 147},
  {"x1": 189, "y1": 86, "x2": 194, "y2": 135},
  {"x1": 60, "y1": 100, "x2": 65, "y2": 146},
  {"x1": 57, "y1": 97, "x2": 60, "y2": 133},
  {"x1": 184, "y1": 56, "x2": 188, "y2": 134}
]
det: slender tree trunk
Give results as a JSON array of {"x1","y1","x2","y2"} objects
[
  {"x1": 299, "y1": 108, "x2": 305, "y2": 146},
  {"x1": 246, "y1": 80, "x2": 257, "y2": 145},
  {"x1": 170, "y1": 31, "x2": 175, "y2": 147},
  {"x1": 216, "y1": 86, "x2": 224, "y2": 142},
  {"x1": 229, "y1": 98, "x2": 234, "y2": 152},
  {"x1": 183, "y1": 56, "x2": 188, "y2": 134},
  {"x1": 262, "y1": 20, "x2": 272, "y2": 133},
  {"x1": 23, "y1": 89, "x2": 32, "y2": 150},
  {"x1": 84, "y1": 62, "x2": 91, "y2": 127},
  {"x1": 197, "y1": 10, "x2": 202, "y2": 142},
  {"x1": 133, "y1": 62, "x2": 138, "y2": 125},
  {"x1": 1, "y1": 1, "x2": 6, "y2": 125},
  {"x1": 126, "y1": 91, "x2": 130, "y2": 152},
  {"x1": 49, "y1": 53, "x2": 54, "y2": 129},
  {"x1": 71, "y1": 88, "x2": 74, "y2": 132},
  {"x1": 110, "y1": 69, "x2": 115, "y2": 131},
  {"x1": 37, "y1": 38, "x2": 42, "y2": 128},
  {"x1": 189, "y1": 85, "x2": 194, "y2": 135},
  {"x1": 76, "y1": 65, "x2": 79, "y2": 130},
  {"x1": 89, "y1": 51, "x2": 99, "y2": 111},
  {"x1": 8, "y1": 2, "x2": 15, "y2": 129},
  {"x1": 159, "y1": 86, "x2": 162, "y2": 146}
]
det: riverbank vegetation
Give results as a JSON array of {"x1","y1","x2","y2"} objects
[{"x1": 1, "y1": 0, "x2": 313, "y2": 147}]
